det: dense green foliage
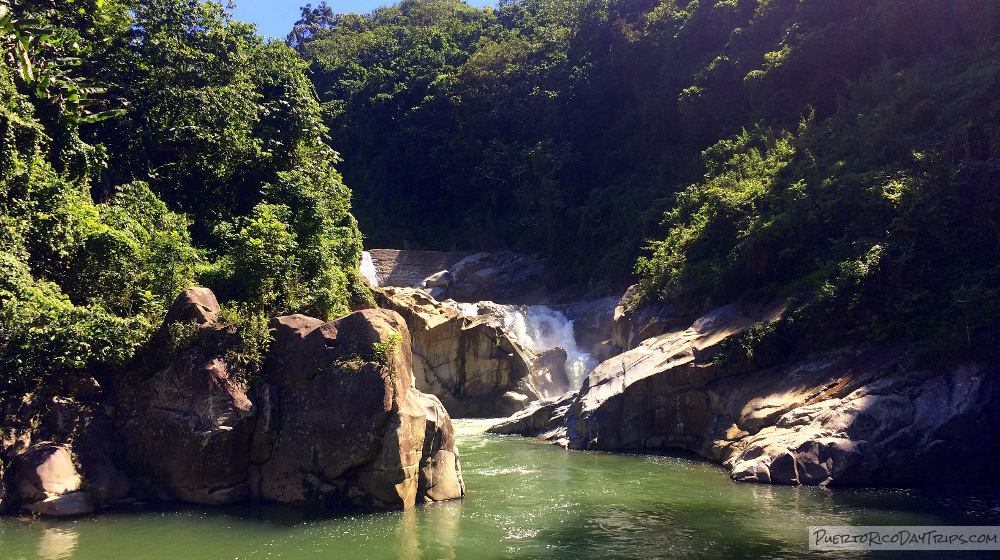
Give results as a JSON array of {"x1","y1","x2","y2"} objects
[
  {"x1": 1, "y1": 0, "x2": 363, "y2": 393},
  {"x1": 636, "y1": 0, "x2": 1000, "y2": 360},
  {"x1": 299, "y1": 0, "x2": 1000, "y2": 359}
]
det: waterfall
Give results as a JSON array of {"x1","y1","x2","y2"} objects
[
  {"x1": 501, "y1": 305, "x2": 598, "y2": 391},
  {"x1": 360, "y1": 251, "x2": 379, "y2": 287}
]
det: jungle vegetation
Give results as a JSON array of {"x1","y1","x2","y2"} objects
[
  {"x1": 295, "y1": 0, "x2": 1000, "y2": 362},
  {"x1": 3, "y1": 0, "x2": 999, "y2": 396}
]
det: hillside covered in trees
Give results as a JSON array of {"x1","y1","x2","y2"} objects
[
  {"x1": 3, "y1": 0, "x2": 999, "y2": 397},
  {"x1": 1, "y1": 0, "x2": 366, "y2": 394},
  {"x1": 295, "y1": 0, "x2": 1000, "y2": 362}
]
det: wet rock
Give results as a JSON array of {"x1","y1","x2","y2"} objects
[
  {"x1": 373, "y1": 287, "x2": 542, "y2": 417},
  {"x1": 591, "y1": 340, "x2": 621, "y2": 363},
  {"x1": 26, "y1": 491, "x2": 95, "y2": 517},
  {"x1": 11, "y1": 443, "x2": 82, "y2": 503},
  {"x1": 556, "y1": 297, "x2": 618, "y2": 352},
  {"x1": 507, "y1": 296, "x2": 1000, "y2": 487},
  {"x1": 488, "y1": 392, "x2": 577, "y2": 440},
  {"x1": 532, "y1": 347, "x2": 570, "y2": 397}
]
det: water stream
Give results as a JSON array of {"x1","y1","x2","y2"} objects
[
  {"x1": 2, "y1": 420, "x2": 998, "y2": 559},
  {"x1": 500, "y1": 306, "x2": 597, "y2": 392},
  {"x1": 360, "y1": 251, "x2": 379, "y2": 287}
]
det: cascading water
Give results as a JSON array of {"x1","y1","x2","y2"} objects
[
  {"x1": 501, "y1": 305, "x2": 598, "y2": 391},
  {"x1": 359, "y1": 251, "x2": 379, "y2": 287},
  {"x1": 441, "y1": 299, "x2": 597, "y2": 392}
]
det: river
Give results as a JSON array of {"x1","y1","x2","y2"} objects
[{"x1": 2, "y1": 419, "x2": 999, "y2": 559}]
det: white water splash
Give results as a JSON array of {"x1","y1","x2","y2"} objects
[
  {"x1": 359, "y1": 251, "x2": 379, "y2": 287},
  {"x1": 502, "y1": 306, "x2": 597, "y2": 391}
]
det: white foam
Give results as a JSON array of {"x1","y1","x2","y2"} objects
[
  {"x1": 502, "y1": 305, "x2": 598, "y2": 391},
  {"x1": 359, "y1": 251, "x2": 378, "y2": 287}
]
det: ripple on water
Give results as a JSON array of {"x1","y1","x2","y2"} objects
[{"x1": 1, "y1": 419, "x2": 999, "y2": 559}]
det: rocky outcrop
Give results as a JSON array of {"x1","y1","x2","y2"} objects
[
  {"x1": 9, "y1": 443, "x2": 94, "y2": 517},
  {"x1": 488, "y1": 392, "x2": 577, "y2": 440},
  {"x1": 164, "y1": 286, "x2": 221, "y2": 325},
  {"x1": 531, "y1": 348, "x2": 570, "y2": 397},
  {"x1": 373, "y1": 287, "x2": 545, "y2": 417},
  {"x1": 610, "y1": 285, "x2": 694, "y2": 352},
  {"x1": 724, "y1": 363, "x2": 1000, "y2": 486},
  {"x1": 411, "y1": 251, "x2": 552, "y2": 304},
  {"x1": 259, "y1": 307, "x2": 464, "y2": 508},
  {"x1": 551, "y1": 297, "x2": 618, "y2": 354},
  {"x1": 115, "y1": 288, "x2": 464, "y2": 510},
  {"x1": 118, "y1": 346, "x2": 258, "y2": 505},
  {"x1": 491, "y1": 299, "x2": 1000, "y2": 487}
]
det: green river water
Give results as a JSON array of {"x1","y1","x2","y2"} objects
[{"x1": 2, "y1": 419, "x2": 999, "y2": 559}]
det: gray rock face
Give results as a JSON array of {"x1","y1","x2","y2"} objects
[
  {"x1": 164, "y1": 286, "x2": 221, "y2": 325},
  {"x1": 591, "y1": 340, "x2": 621, "y2": 363},
  {"x1": 531, "y1": 347, "x2": 570, "y2": 397},
  {"x1": 610, "y1": 285, "x2": 693, "y2": 351},
  {"x1": 401, "y1": 250, "x2": 551, "y2": 304},
  {"x1": 25, "y1": 492, "x2": 95, "y2": 517},
  {"x1": 116, "y1": 289, "x2": 464, "y2": 510},
  {"x1": 11, "y1": 443, "x2": 82, "y2": 503},
  {"x1": 373, "y1": 287, "x2": 544, "y2": 417},
  {"x1": 488, "y1": 392, "x2": 577, "y2": 443},
  {"x1": 725, "y1": 363, "x2": 1000, "y2": 486},
  {"x1": 553, "y1": 297, "x2": 618, "y2": 353},
  {"x1": 117, "y1": 347, "x2": 258, "y2": 505},
  {"x1": 8, "y1": 442, "x2": 100, "y2": 517},
  {"x1": 259, "y1": 308, "x2": 464, "y2": 508},
  {"x1": 493, "y1": 298, "x2": 1000, "y2": 487}
]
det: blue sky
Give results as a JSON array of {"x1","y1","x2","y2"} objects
[{"x1": 229, "y1": 0, "x2": 494, "y2": 40}]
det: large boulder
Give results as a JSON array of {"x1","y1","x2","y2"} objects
[
  {"x1": 164, "y1": 286, "x2": 221, "y2": 325},
  {"x1": 119, "y1": 287, "x2": 258, "y2": 503},
  {"x1": 9, "y1": 442, "x2": 96, "y2": 517},
  {"x1": 373, "y1": 287, "x2": 543, "y2": 417},
  {"x1": 488, "y1": 392, "x2": 578, "y2": 442},
  {"x1": 493, "y1": 298, "x2": 1000, "y2": 487},
  {"x1": 112, "y1": 288, "x2": 465, "y2": 510},
  {"x1": 11, "y1": 443, "x2": 82, "y2": 502},
  {"x1": 0, "y1": 390, "x2": 127, "y2": 514},
  {"x1": 725, "y1": 364, "x2": 1000, "y2": 486},
  {"x1": 25, "y1": 492, "x2": 95, "y2": 517},
  {"x1": 531, "y1": 347, "x2": 570, "y2": 397},
  {"x1": 117, "y1": 347, "x2": 258, "y2": 505},
  {"x1": 258, "y1": 307, "x2": 464, "y2": 508}
]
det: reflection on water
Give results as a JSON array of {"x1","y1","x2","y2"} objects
[
  {"x1": 1, "y1": 419, "x2": 999, "y2": 559},
  {"x1": 38, "y1": 528, "x2": 78, "y2": 560}
]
